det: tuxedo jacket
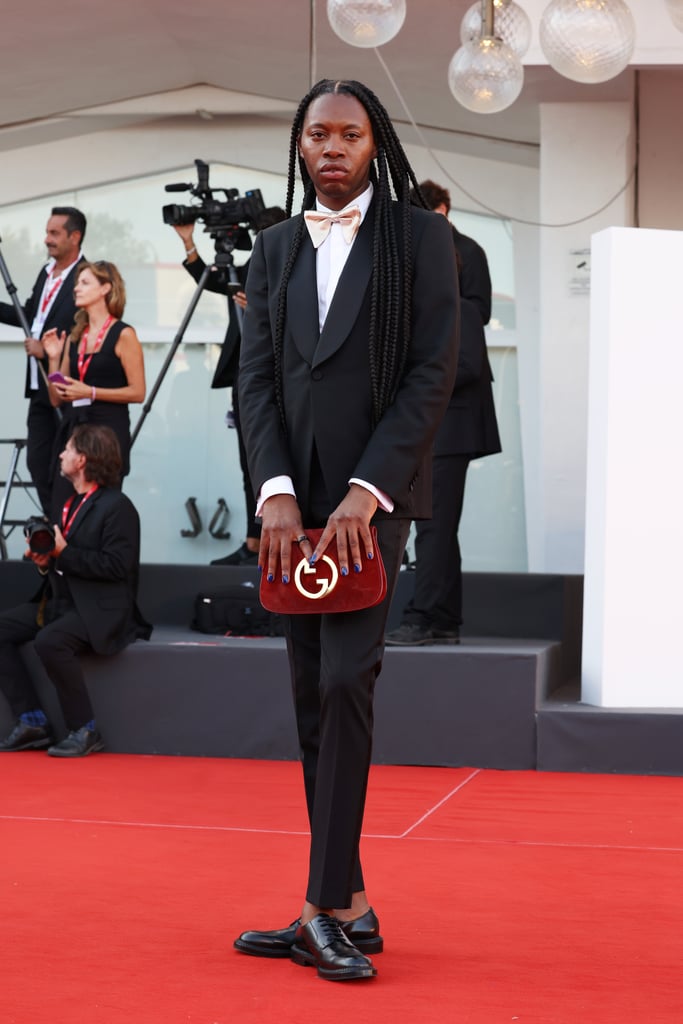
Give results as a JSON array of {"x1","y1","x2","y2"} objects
[
  {"x1": 434, "y1": 228, "x2": 501, "y2": 459},
  {"x1": 0, "y1": 257, "x2": 86, "y2": 405},
  {"x1": 238, "y1": 203, "x2": 459, "y2": 521},
  {"x1": 183, "y1": 255, "x2": 249, "y2": 389},
  {"x1": 34, "y1": 487, "x2": 152, "y2": 655}
]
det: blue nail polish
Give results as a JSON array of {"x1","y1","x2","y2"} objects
[
  {"x1": 257, "y1": 564, "x2": 263, "y2": 573},
  {"x1": 367, "y1": 551, "x2": 374, "y2": 560},
  {"x1": 354, "y1": 563, "x2": 361, "y2": 573},
  {"x1": 267, "y1": 573, "x2": 274, "y2": 583},
  {"x1": 341, "y1": 566, "x2": 348, "y2": 577},
  {"x1": 309, "y1": 554, "x2": 317, "y2": 564},
  {"x1": 282, "y1": 574, "x2": 289, "y2": 584}
]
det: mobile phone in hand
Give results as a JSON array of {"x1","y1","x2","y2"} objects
[{"x1": 48, "y1": 372, "x2": 68, "y2": 385}]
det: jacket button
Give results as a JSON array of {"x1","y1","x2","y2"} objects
[{"x1": 311, "y1": 369, "x2": 323, "y2": 381}]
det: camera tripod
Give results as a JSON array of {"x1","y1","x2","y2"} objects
[{"x1": 130, "y1": 235, "x2": 244, "y2": 448}]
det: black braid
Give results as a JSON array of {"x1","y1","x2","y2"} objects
[{"x1": 273, "y1": 79, "x2": 428, "y2": 429}]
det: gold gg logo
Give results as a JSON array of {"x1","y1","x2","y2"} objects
[{"x1": 294, "y1": 554, "x2": 339, "y2": 600}]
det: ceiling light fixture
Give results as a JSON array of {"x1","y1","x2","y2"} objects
[
  {"x1": 326, "y1": 0, "x2": 406, "y2": 47},
  {"x1": 539, "y1": 0, "x2": 636, "y2": 85},
  {"x1": 448, "y1": 0, "x2": 524, "y2": 113},
  {"x1": 664, "y1": 0, "x2": 683, "y2": 32}
]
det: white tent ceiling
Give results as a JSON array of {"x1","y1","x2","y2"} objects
[{"x1": 1, "y1": 1, "x2": 681, "y2": 167}]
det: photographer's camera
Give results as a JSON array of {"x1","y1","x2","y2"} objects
[
  {"x1": 24, "y1": 517, "x2": 56, "y2": 555},
  {"x1": 162, "y1": 159, "x2": 265, "y2": 252}
]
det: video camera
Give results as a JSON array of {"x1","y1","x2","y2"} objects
[{"x1": 162, "y1": 159, "x2": 266, "y2": 252}]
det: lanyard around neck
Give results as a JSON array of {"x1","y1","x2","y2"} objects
[
  {"x1": 61, "y1": 484, "x2": 99, "y2": 537},
  {"x1": 41, "y1": 273, "x2": 63, "y2": 314},
  {"x1": 77, "y1": 316, "x2": 113, "y2": 381}
]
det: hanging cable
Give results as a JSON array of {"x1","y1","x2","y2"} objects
[{"x1": 373, "y1": 46, "x2": 636, "y2": 230}]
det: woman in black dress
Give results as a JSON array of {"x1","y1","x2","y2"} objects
[{"x1": 43, "y1": 260, "x2": 146, "y2": 514}]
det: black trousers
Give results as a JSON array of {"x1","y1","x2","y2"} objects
[
  {"x1": 231, "y1": 377, "x2": 260, "y2": 542},
  {"x1": 283, "y1": 516, "x2": 410, "y2": 909},
  {"x1": 26, "y1": 396, "x2": 60, "y2": 516},
  {"x1": 0, "y1": 601, "x2": 95, "y2": 731},
  {"x1": 404, "y1": 454, "x2": 471, "y2": 630}
]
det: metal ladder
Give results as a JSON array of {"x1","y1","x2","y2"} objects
[{"x1": 0, "y1": 438, "x2": 39, "y2": 560}]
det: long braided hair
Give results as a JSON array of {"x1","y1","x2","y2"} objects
[{"x1": 273, "y1": 78, "x2": 428, "y2": 430}]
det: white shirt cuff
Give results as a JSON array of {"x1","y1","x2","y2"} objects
[
  {"x1": 256, "y1": 475, "x2": 296, "y2": 517},
  {"x1": 349, "y1": 478, "x2": 394, "y2": 513}
]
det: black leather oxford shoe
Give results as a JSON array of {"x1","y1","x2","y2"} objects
[
  {"x1": 0, "y1": 720, "x2": 52, "y2": 752},
  {"x1": 290, "y1": 914, "x2": 377, "y2": 981},
  {"x1": 234, "y1": 906, "x2": 383, "y2": 958},
  {"x1": 47, "y1": 725, "x2": 104, "y2": 758}
]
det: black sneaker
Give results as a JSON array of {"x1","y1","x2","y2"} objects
[
  {"x1": 47, "y1": 726, "x2": 104, "y2": 758},
  {"x1": 0, "y1": 720, "x2": 52, "y2": 752},
  {"x1": 211, "y1": 543, "x2": 258, "y2": 566}
]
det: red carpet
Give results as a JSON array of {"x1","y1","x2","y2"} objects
[{"x1": 1, "y1": 755, "x2": 682, "y2": 1023}]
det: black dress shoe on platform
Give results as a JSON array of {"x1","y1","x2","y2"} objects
[
  {"x1": 290, "y1": 914, "x2": 377, "y2": 981},
  {"x1": 233, "y1": 907, "x2": 383, "y2": 958},
  {"x1": 385, "y1": 622, "x2": 460, "y2": 646},
  {"x1": 0, "y1": 721, "x2": 52, "y2": 752},
  {"x1": 211, "y1": 543, "x2": 258, "y2": 567},
  {"x1": 47, "y1": 725, "x2": 104, "y2": 758}
]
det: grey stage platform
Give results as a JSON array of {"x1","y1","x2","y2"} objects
[{"x1": 1, "y1": 561, "x2": 681, "y2": 775}]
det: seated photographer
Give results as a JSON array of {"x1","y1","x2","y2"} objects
[
  {"x1": 171, "y1": 206, "x2": 285, "y2": 566},
  {"x1": 0, "y1": 424, "x2": 152, "y2": 758}
]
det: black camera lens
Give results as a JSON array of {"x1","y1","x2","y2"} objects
[{"x1": 24, "y1": 517, "x2": 56, "y2": 554}]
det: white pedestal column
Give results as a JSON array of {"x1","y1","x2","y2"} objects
[{"x1": 582, "y1": 227, "x2": 683, "y2": 708}]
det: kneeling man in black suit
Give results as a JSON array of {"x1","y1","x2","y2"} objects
[{"x1": 0, "y1": 423, "x2": 151, "y2": 757}]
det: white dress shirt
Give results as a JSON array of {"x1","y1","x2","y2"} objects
[
  {"x1": 257, "y1": 183, "x2": 393, "y2": 515},
  {"x1": 29, "y1": 253, "x2": 82, "y2": 389}
]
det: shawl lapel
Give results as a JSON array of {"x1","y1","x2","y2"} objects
[
  {"x1": 286, "y1": 234, "x2": 319, "y2": 366},
  {"x1": 285, "y1": 206, "x2": 375, "y2": 369}
]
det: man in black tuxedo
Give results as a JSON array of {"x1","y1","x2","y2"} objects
[
  {"x1": 171, "y1": 207, "x2": 286, "y2": 566},
  {"x1": 233, "y1": 81, "x2": 459, "y2": 981},
  {"x1": 387, "y1": 179, "x2": 501, "y2": 646},
  {"x1": 0, "y1": 207, "x2": 87, "y2": 514},
  {"x1": 0, "y1": 423, "x2": 151, "y2": 758}
]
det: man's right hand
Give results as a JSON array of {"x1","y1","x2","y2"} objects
[
  {"x1": 259, "y1": 494, "x2": 312, "y2": 584},
  {"x1": 173, "y1": 223, "x2": 196, "y2": 253},
  {"x1": 24, "y1": 337, "x2": 44, "y2": 358}
]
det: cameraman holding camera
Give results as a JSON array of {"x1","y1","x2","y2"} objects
[
  {"x1": 0, "y1": 423, "x2": 151, "y2": 757},
  {"x1": 171, "y1": 205, "x2": 285, "y2": 566}
]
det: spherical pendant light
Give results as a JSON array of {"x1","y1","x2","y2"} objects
[
  {"x1": 539, "y1": 0, "x2": 635, "y2": 84},
  {"x1": 327, "y1": 0, "x2": 406, "y2": 48},
  {"x1": 461, "y1": 0, "x2": 532, "y2": 58},
  {"x1": 448, "y1": 37, "x2": 524, "y2": 114},
  {"x1": 665, "y1": 0, "x2": 683, "y2": 32}
]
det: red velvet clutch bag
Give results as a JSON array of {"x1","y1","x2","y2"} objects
[{"x1": 259, "y1": 526, "x2": 387, "y2": 615}]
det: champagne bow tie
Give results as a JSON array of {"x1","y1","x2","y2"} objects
[{"x1": 303, "y1": 207, "x2": 362, "y2": 248}]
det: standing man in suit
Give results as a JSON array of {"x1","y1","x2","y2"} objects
[
  {"x1": 233, "y1": 80, "x2": 459, "y2": 981},
  {"x1": 0, "y1": 207, "x2": 87, "y2": 514},
  {"x1": 171, "y1": 207, "x2": 286, "y2": 566},
  {"x1": 386, "y1": 180, "x2": 501, "y2": 646},
  {"x1": 0, "y1": 423, "x2": 151, "y2": 757}
]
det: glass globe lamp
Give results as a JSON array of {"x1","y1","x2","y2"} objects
[
  {"x1": 461, "y1": 0, "x2": 532, "y2": 58},
  {"x1": 665, "y1": 0, "x2": 683, "y2": 32},
  {"x1": 448, "y1": 37, "x2": 524, "y2": 114},
  {"x1": 327, "y1": 0, "x2": 406, "y2": 48},
  {"x1": 539, "y1": 0, "x2": 635, "y2": 84}
]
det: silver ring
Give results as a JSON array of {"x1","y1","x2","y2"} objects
[{"x1": 296, "y1": 534, "x2": 308, "y2": 545}]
